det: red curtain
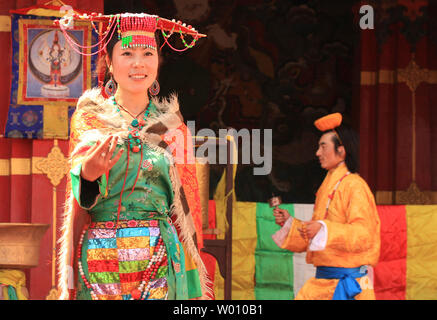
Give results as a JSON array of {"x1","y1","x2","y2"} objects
[{"x1": 358, "y1": 0, "x2": 437, "y2": 205}]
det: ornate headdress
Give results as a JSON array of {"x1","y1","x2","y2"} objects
[
  {"x1": 54, "y1": 10, "x2": 206, "y2": 95},
  {"x1": 55, "y1": 11, "x2": 206, "y2": 53},
  {"x1": 314, "y1": 112, "x2": 343, "y2": 145}
]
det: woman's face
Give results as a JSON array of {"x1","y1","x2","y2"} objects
[{"x1": 109, "y1": 41, "x2": 159, "y2": 95}]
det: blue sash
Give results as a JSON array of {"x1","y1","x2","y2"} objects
[{"x1": 315, "y1": 266, "x2": 367, "y2": 300}]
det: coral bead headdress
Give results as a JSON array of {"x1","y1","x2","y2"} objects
[
  {"x1": 314, "y1": 112, "x2": 343, "y2": 145},
  {"x1": 54, "y1": 11, "x2": 206, "y2": 54},
  {"x1": 54, "y1": 10, "x2": 206, "y2": 95}
]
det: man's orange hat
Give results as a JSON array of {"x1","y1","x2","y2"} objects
[{"x1": 314, "y1": 113, "x2": 342, "y2": 132}]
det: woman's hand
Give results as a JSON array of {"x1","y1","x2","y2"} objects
[
  {"x1": 81, "y1": 135, "x2": 124, "y2": 182},
  {"x1": 273, "y1": 208, "x2": 290, "y2": 226}
]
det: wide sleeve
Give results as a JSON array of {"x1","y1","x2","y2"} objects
[
  {"x1": 59, "y1": 108, "x2": 103, "y2": 299},
  {"x1": 177, "y1": 123, "x2": 203, "y2": 249},
  {"x1": 320, "y1": 179, "x2": 380, "y2": 254},
  {"x1": 162, "y1": 121, "x2": 207, "y2": 299},
  {"x1": 272, "y1": 217, "x2": 309, "y2": 253},
  {"x1": 163, "y1": 121, "x2": 203, "y2": 249},
  {"x1": 69, "y1": 110, "x2": 108, "y2": 210}
]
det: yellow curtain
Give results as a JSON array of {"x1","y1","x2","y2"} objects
[
  {"x1": 212, "y1": 136, "x2": 258, "y2": 299},
  {"x1": 406, "y1": 205, "x2": 437, "y2": 299}
]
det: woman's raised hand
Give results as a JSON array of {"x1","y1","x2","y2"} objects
[{"x1": 81, "y1": 135, "x2": 124, "y2": 182}]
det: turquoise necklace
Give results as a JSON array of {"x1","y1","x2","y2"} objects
[{"x1": 111, "y1": 96, "x2": 151, "y2": 153}]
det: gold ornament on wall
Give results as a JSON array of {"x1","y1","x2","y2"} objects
[
  {"x1": 396, "y1": 181, "x2": 431, "y2": 205},
  {"x1": 34, "y1": 140, "x2": 69, "y2": 300},
  {"x1": 34, "y1": 140, "x2": 69, "y2": 187}
]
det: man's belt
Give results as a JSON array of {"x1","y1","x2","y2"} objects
[{"x1": 315, "y1": 266, "x2": 367, "y2": 300}]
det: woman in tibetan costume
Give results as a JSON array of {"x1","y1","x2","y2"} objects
[{"x1": 55, "y1": 11, "x2": 210, "y2": 300}]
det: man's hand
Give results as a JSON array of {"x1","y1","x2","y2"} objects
[
  {"x1": 81, "y1": 135, "x2": 124, "y2": 182},
  {"x1": 298, "y1": 221, "x2": 322, "y2": 240},
  {"x1": 273, "y1": 208, "x2": 290, "y2": 226}
]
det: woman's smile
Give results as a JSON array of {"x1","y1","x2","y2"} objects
[{"x1": 129, "y1": 74, "x2": 147, "y2": 80}]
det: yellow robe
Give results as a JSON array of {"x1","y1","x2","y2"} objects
[{"x1": 281, "y1": 163, "x2": 380, "y2": 300}]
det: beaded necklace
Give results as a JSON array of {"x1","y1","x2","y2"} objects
[
  {"x1": 76, "y1": 226, "x2": 167, "y2": 300},
  {"x1": 111, "y1": 96, "x2": 151, "y2": 153},
  {"x1": 110, "y1": 96, "x2": 154, "y2": 229}
]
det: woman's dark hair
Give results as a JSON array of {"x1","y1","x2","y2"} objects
[
  {"x1": 326, "y1": 125, "x2": 360, "y2": 173},
  {"x1": 97, "y1": 24, "x2": 162, "y2": 86}
]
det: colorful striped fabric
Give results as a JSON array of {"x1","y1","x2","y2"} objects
[
  {"x1": 207, "y1": 201, "x2": 437, "y2": 300},
  {"x1": 211, "y1": 202, "x2": 316, "y2": 299},
  {"x1": 405, "y1": 205, "x2": 437, "y2": 299},
  {"x1": 373, "y1": 205, "x2": 407, "y2": 299},
  {"x1": 374, "y1": 205, "x2": 437, "y2": 300},
  {"x1": 78, "y1": 220, "x2": 168, "y2": 300},
  {"x1": 289, "y1": 204, "x2": 317, "y2": 296},
  {"x1": 255, "y1": 202, "x2": 294, "y2": 299},
  {"x1": 213, "y1": 201, "x2": 257, "y2": 299}
]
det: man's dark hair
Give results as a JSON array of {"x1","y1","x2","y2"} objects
[{"x1": 325, "y1": 125, "x2": 360, "y2": 173}]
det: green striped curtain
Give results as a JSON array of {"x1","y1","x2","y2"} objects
[{"x1": 255, "y1": 203, "x2": 295, "y2": 299}]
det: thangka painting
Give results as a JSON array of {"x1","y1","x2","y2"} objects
[{"x1": 6, "y1": 7, "x2": 98, "y2": 139}]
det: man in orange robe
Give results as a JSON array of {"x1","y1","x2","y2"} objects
[{"x1": 272, "y1": 113, "x2": 380, "y2": 300}]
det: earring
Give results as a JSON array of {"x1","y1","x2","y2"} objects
[
  {"x1": 148, "y1": 79, "x2": 160, "y2": 96},
  {"x1": 105, "y1": 75, "x2": 117, "y2": 97}
]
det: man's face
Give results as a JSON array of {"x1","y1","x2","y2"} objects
[{"x1": 316, "y1": 132, "x2": 345, "y2": 170}]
